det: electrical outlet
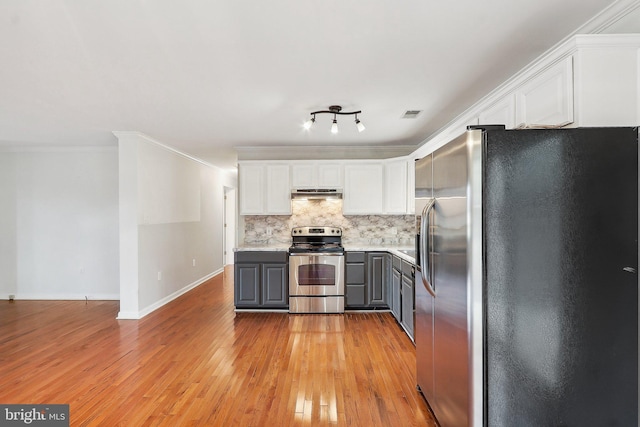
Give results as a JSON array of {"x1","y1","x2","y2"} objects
[
  {"x1": 157, "y1": 271, "x2": 162, "y2": 281},
  {"x1": 192, "y1": 259, "x2": 196, "y2": 267},
  {"x1": 266, "y1": 227, "x2": 272, "y2": 236}
]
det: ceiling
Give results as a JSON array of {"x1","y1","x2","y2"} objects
[{"x1": 0, "y1": 0, "x2": 635, "y2": 169}]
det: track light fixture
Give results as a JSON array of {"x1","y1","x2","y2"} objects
[{"x1": 303, "y1": 105, "x2": 365, "y2": 134}]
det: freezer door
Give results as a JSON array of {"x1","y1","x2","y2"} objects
[
  {"x1": 483, "y1": 127, "x2": 638, "y2": 426},
  {"x1": 431, "y1": 132, "x2": 471, "y2": 427}
]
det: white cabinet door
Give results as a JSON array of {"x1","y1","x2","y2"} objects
[
  {"x1": 573, "y1": 39, "x2": 640, "y2": 127},
  {"x1": 317, "y1": 164, "x2": 343, "y2": 187},
  {"x1": 265, "y1": 165, "x2": 291, "y2": 215},
  {"x1": 406, "y1": 159, "x2": 415, "y2": 214},
  {"x1": 515, "y1": 56, "x2": 574, "y2": 127},
  {"x1": 343, "y1": 163, "x2": 384, "y2": 215},
  {"x1": 291, "y1": 163, "x2": 343, "y2": 188},
  {"x1": 291, "y1": 164, "x2": 315, "y2": 188},
  {"x1": 239, "y1": 164, "x2": 265, "y2": 215},
  {"x1": 239, "y1": 163, "x2": 291, "y2": 215},
  {"x1": 384, "y1": 160, "x2": 407, "y2": 214},
  {"x1": 479, "y1": 95, "x2": 516, "y2": 129}
]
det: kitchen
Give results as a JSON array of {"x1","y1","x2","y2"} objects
[
  {"x1": 230, "y1": 14, "x2": 640, "y2": 425},
  {"x1": 1, "y1": 1, "x2": 640, "y2": 426},
  {"x1": 234, "y1": 125, "x2": 638, "y2": 426}
]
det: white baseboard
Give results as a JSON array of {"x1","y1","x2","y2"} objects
[
  {"x1": 8, "y1": 293, "x2": 119, "y2": 301},
  {"x1": 117, "y1": 269, "x2": 223, "y2": 320}
]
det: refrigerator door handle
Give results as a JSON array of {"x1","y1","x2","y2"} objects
[{"x1": 420, "y1": 198, "x2": 436, "y2": 297}]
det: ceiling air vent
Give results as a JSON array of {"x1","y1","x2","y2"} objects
[{"x1": 402, "y1": 110, "x2": 422, "y2": 119}]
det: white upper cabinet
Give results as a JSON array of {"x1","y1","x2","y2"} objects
[
  {"x1": 239, "y1": 164, "x2": 265, "y2": 215},
  {"x1": 384, "y1": 159, "x2": 408, "y2": 214},
  {"x1": 239, "y1": 158, "x2": 411, "y2": 216},
  {"x1": 515, "y1": 56, "x2": 574, "y2": 127},
  {"x1": 479, "y1": 95, "x2": 516, "y2": 129},
  {"x1": 343, "y1": 163, "x2": 384, "y2": 215},
  {"x1": 291, "y1": 162, "x2": 343, "y2": 188},
  {"x1": 291, "y1": 164, "x2": 315, "y2": 187},
  {"x1": 239, "y1": 163, "x2": 291, "y2": 215},
  {"x1": 317, "y1": 164, "x2": 343, "y2": 187},
  {"x1": 265, "y1": 165, "x2": 291, "y2": 215},
  {"x1": 406, "y1": 158, "x2": 416, "y2": 215},
  {"x1": 573, "y1": 36, "x2": 640, "y2": 126},
  {"x1": 471, "y1": 35, "x2": 640, "y2": 133}
]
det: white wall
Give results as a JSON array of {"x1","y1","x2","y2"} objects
[
  {"x1": 116, "y1": 132, "x2": 231, "y2": 318},
  {"x1": 0, "y1": 153, "x2": 18, "y2": 298},
  {"x1": 0, "y1": 147, "x2": 119, "y2": 300}
]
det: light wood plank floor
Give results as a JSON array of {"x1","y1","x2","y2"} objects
[{"x1": 0, "y1": 266, "x2": 435, "y2": 426}]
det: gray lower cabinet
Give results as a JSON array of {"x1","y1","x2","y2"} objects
[
  {"x1": 367, "y1": 252, "x2": 390, "y2": 307},
  {"x1": 401, "y1": 273, "x2": 414, "y2": 338},
  {"x1": 400, "y1": 260, "x2": 415, "y2": 340},
  {"x1": 234, "y1": 251, "x2": 288, "y2": 308},
  {"x1": 346, "y1": 251, "x2": 391, "y2": 309},
  {"x1": 391, "y1": 255, "x2": 416, "y2": 340},
  {"x1": 391, "y1": 257, "x2": 402, "y2": 320},
  {"x1": 345, "y1": 251, "x2": 366, "y2": 307}
]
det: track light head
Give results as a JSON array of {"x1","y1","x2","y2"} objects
[
  {"x1": 305, "y1": 105, "x2": 364, "y2": 134},
  {"x1": 355, "y1": 114, "x2": 365, "y2": 132},
  {"x1": 303, "y1": 115, "x2": 315, "y2": 130}
]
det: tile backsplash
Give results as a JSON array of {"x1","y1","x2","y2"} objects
[{"x1": 242, "y1": 199, "x2": 415, "y2": 246}]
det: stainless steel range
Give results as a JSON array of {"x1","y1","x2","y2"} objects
[{"x1": 288, "y1": 226, "x2": 345, "y2": 314}]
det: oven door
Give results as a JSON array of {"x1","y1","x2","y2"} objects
[{"x1": 289, "y1": 253, "x2": 345, "y2": 296}]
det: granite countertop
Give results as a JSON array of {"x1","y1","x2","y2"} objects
[
  {"x1": 354, "y1": 246, "x2": 415, "y2": 264},
  {"x1": 234, "y1": 244, "x2": 290, "y2": 252},
  {"x1": 235, "y1": 244, "x2": 416, "y2": 264}
]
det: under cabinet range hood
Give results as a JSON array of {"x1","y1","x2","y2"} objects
[{"x1": 291, "y1": 188, "x2": 343, "y2": 200}]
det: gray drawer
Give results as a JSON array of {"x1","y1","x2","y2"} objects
[
  {"x1": 401, "y1": 260, "x2": 414, "y2": 277},
  {"x1": 392, "y1": 255, "x2": 402, "y2": 271},
  {"x1": 235, "y1": 251, "x2": 288, "y2": 263},
  {"x1": 345, "y1": 251, "x2": 365, "y2": 263}
]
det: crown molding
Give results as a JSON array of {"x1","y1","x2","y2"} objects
[
  {"x1": 579, "y1": 0, "x2": 640, "y2": 34},
  {"x1": 0, "y1": 145, "x2": 116, "y2": 153},
  {"x1": 236, "y1": 145, "x2": 416, "y2": 161}
]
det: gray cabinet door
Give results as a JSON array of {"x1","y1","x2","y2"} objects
[
  {"x1": 261, "y1": 263, "x2": 288, "y2": 307},
  {"x1": 367, "y1": 252, "x2": 389, "y2": 307},
  {"x1": 235, "y1": 263, "x2": 260, "y2": 307},
  {"x1": 401, "y1": 273, "x2": 414, "y2": 339},
  {"x1": 391, "y1": 267, "x2": 402, "y2": 321}
]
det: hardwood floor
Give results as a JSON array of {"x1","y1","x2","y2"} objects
[{"x1": 0, "y1": 266, "x2": 435, "y2": 426}]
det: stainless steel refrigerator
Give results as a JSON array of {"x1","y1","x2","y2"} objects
[{"x1": 415, "y1": 126, "x2": 638, "y2": 426}]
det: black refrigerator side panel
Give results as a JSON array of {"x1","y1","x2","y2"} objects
[{"x1": 483, "y1": 128, "x2": 638, "y2": 426}]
